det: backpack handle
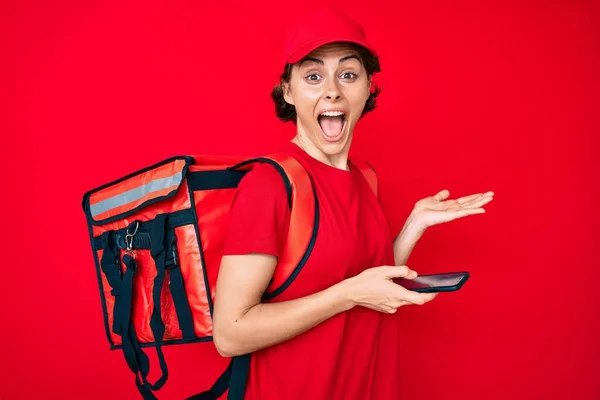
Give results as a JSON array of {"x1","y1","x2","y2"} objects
[{"x1": 350, "y1": 159, "x2": 378, "y2": 197}]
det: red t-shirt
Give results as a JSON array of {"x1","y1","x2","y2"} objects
[{"x1": 222, "y1": 142, "x2": 401, "y2": 399}]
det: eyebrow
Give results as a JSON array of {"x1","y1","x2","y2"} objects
[{"x1": 299, "y1": 54, "x2": 361, "y2": 67}]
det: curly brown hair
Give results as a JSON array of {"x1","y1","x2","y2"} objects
[{"x1": 270, "y1": 43, "x2": 382, "y2": 123}]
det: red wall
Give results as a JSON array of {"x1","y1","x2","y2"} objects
[{"x1": 2, "y1": 1, "x2": 599, "y2": 399}]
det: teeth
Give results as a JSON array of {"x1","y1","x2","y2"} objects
[{"x1": 320, "y1": 111, "x2": 345, "y2": 117}]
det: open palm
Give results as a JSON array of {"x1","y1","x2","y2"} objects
[{"x1": 411, "y1": 189, "x2": 494, "y2": 229}]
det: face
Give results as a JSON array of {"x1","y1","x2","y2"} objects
[{"x1": 282, "y1": 43, "x2": 371, "y2": 165}]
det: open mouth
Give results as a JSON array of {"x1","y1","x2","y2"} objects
[{"x1": 317, "y1": 110, "x2": 347, "y2": 142}]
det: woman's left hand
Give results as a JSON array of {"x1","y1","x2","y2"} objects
[{"x1": 409, "y1": 189, "x2": 494, "y2": 231}]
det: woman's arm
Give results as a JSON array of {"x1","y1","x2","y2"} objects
[
  {"x1": 212, "y1": 253, "x2": 350, "y2": 357},
  {"x1": 211, "y1": 254, "x2": 433, "y2": 357},
  {"x1": 392, "y1": 213, "x2": 425, "y2": 266},
  {"x1": 392, "y1": 189, "x2": 494, "y2": 265}
]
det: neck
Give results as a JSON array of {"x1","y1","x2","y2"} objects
[{"x1": 291, "y1": 135, "x2": 350, "y2": 171}]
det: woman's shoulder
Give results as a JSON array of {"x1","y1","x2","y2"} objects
[{"x1": 236, "y1": 161, "x2": 289, "y2": 199}]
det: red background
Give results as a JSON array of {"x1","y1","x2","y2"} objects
[{"x1": 2, "y1": 1, "x2": 599, "y2": 399}]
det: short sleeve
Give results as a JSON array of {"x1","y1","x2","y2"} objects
[{"x1": 222, "y1": 163, "x2": 291, "y2": 257}]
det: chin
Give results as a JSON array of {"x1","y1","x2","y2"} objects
[{"x1": 318, "y1": 138, "x2": 349, "y2": 155}]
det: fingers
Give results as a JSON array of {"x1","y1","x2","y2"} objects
[
  {"x1": 433, "y1": 189, "x2": 450, "y2": 201},
  {"x1": 401, "y1": 290, "x2": 438, "y2": 306},
  {"x1": 401, "y1": 289, "x2": 433, "y2": 305},
  {"x1": 467, "y1": 195, "x2": 494, "y2": 209},
  {"x1": 383, "y1": 292, "x2": 437, "y2": 314},
  {"x1": 456, "y1": 193, "x2": 483, "y2": 204},
  {"x1": 382, "y1": 265, "x2": 418, "y2": 279},
  {"x1": 422, "y1": 292, "x2": 438, "y2": 303},
  {"x1": 430, "y1": 191, "x2": 494, "y2": 214},
  {"x1": 457, "y1": 191, "x2": 494, "y2": 206},
  {"x1": 444, "y1": 193, "x2": 493, "y2": 218},
  {"x1": 458, "y1": 208, "x2": 486, "y2": 217},
  {"x1": 441, "y1": 208, "x2": 485, "y2": 222}
]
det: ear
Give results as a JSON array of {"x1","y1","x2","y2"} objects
[{"x1": 282, "y1": 82, "x2": 295, "y2": 106}]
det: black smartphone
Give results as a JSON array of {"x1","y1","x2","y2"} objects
[{"x1": 394, "y1": 271, "x2": 470, "y2": 293}]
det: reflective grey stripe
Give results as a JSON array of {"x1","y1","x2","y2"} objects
[{"x1": 90, "y1": 171, "x2": 182, "y2": 218}]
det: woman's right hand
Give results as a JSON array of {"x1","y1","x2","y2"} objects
[{"x1": 342, "y1": 265, "x2": 437, "y2": 314}]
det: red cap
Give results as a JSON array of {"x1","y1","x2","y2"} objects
[{"x1": 281, "y1": 6, "x2": 377, "y2": 70}]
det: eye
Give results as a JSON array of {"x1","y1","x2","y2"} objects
[
  {"x1": 305, "y1": 73, "x2": 322, "y2": 82},
  {"x1": 341, "y1": 72, "x2": 358, "y2": 80}
]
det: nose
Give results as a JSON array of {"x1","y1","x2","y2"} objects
[{"x1": 324, "y1": 80, "x2": 343, "y2": 101}]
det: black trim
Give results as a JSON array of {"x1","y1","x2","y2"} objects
[
  {"x1": 187, "y1": 181, "x2": 215, "y2": 318},
  {"x1": 82, "y1": 155, "x2": 195, "y2": 226},
  {"x1": 262, "y1": 177, "x2": 320, "y2": 301},
  {"x1": 117, "y1": 253, "x2": 154, "y2": 396},
  {"x1": 230, "y1": 158, "x2": 293, "y2": 209},
  {"x1": 117, "y1": 232, "x2": 152, "y2": 250},
  {"x1": 86, "y1": 212, "x2": 115, "y2": 348},
  {"x1": 185, "y1": 353, "x2": 250, "y2": 400},
  {"x1": 187, "y1": 157, "x2": 297, "y2": 312},
  {"x1": 91, "y1": 209, "x2": 196, "y2": 251},
  {"x1": 187, "y1": 170, "x2": 248, "y2": 191},
  {"x1": 228, "y1": 353, "x2": 251, "y2": 400},
  {"x1": 229, "y1": 156, "x2": 320, "y2": 301},
  {"x1": 98, "y1": 234, "x2": 160, "y2": 399},
  {"x1": 164, "y1": 233, "x2": 197, "y2": 341},
  {"x1": 146, "y1": 214, "x2": 170, "y2": 391},
  {"x1": 109, "y1": 335, "x2": 213, "y2": 351},
  {"x1": 365, "y1": 160, "x2": 376, "y2": 174},
  {"x1": 186, "y1": 358, "x2": 234, "y2": 400},
  {"x1": 90, "y1": 208, "x2": 210, "y2": 351}
]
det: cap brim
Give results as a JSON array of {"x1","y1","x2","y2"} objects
[{"x1": 286, "y1": 37, "x2": 377, "y2": 66}]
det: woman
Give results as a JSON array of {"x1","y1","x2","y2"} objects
[{"x1": 212, "y1": 6, "x2": 494, "y2": 400}]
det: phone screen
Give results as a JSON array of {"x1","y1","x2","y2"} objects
[{"x1": 396, "y1": 272, "x2": 468, "y2": 291}]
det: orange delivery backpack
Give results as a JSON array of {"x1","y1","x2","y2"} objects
[{"x1": 81, "y1": 153, "x2": 378, "y2": 400}]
